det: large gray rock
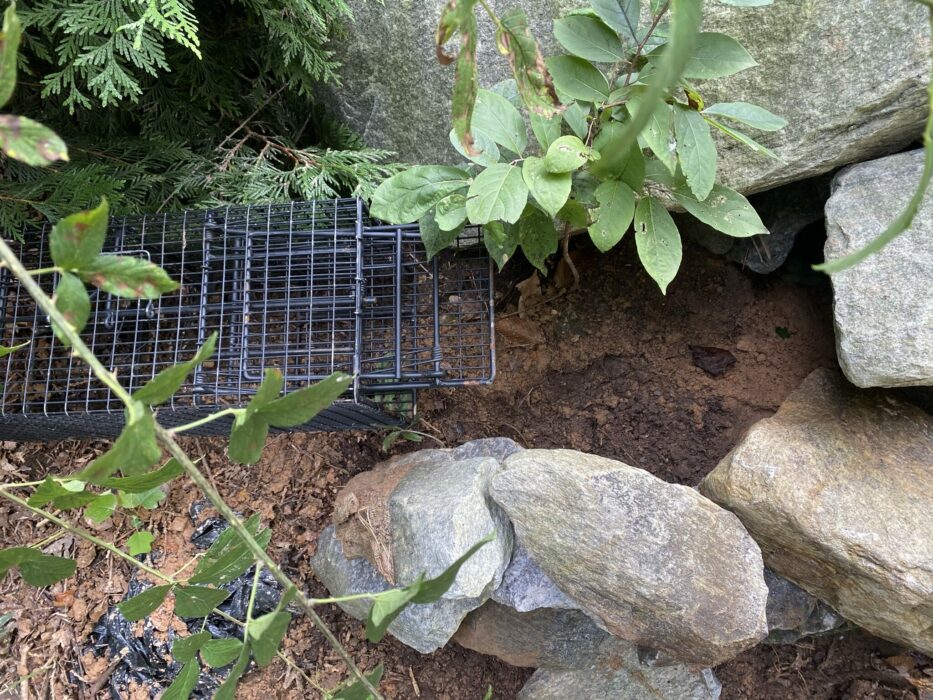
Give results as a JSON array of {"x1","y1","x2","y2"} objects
[
  {"x1": 489, "y1": 449, "x2": 769, "y2": 666},
  {"x1": 310, "y1": 526, "x2": 480, "y2": 653},
  {"x1": 825, "y1": 150, "x2": 933, "y2": 387},
  {"x1": 701, "y1": 369, "x2": 933, "y2": 654},
  {"x1": 517, "y1": 657, "x2": 721, "y2": 700},
  {"x1": 333, "y1": 1, "x2": 928, "y2": 194}
]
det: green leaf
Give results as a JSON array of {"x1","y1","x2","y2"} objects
[
  {"x1": 0, "y1": 341, "x2": 28, "y2": 358},
  {"x1": 49, "y1": 199, "x2": 108, "y2": 271},
  {"x1": 133, "y1": 333, "x2": 217, "y2": 405},
  {"x1": 546, "y1": 55, "x2": 610, "y2": 102},
  {"x1": 172, "y1": 631, "x2": 211, "y2": 663},
  {"x1": 522, "y1": 156, "x2": 571, "y2": 218},
  {"x1": 465, "y1": 163, "x2": 528, "y2": 225},
  {"x1": 117, "y1": 584, "x2": 172, "y2": 621},
  {"x1": 419, "y1": 213, "x2": 462, "y2": 261},
  {"x1": 126, "y1": 530, "x2": 155, "y2": 555},
  {"x1": 189, "y1": 514, "x2": 271, "y2": 586},
  {"x1": 365, "y1": 584, "x2": 421, "y2": 643},
  {"x1": 489, "y1": 78, "x2": 521, "y2": 108},
  {"x1": 369, "y1": 166, "x2": 471, "y2": 225},
  {"x1": 434, "y1": 193, "x2": 468, "y2": 231},
  {"x1": 517, "y1": 207, "x2": 559, "y2": 273},
  {"x1": 674, "y1": 183, "x2": 768, "y2": 237},
  {"x1": 161, "y1": 659, "x2": 200, "y2": 700},
  {"x1": 0, "y1": 4, "x2": 23, "y2": 107},
  {"x1": 248, "y1": 611, "x2": 291, "y2": 667},
  {"x1": 482, "y1": 221, "x2": 518, "y2": 270},
  {"x1": 556, "y1": 200, "x2": 590, "y2": 229},
  {"x1": 213, "y1": 643, "x2": 250, "y2": 700},
  {"x1": 0, "y1": 547, "x2": 76, "y2": 587},
  {"x1": 257, "y1": 372, "x2": 350, "y2": 428},
  {"x1": 650, "y1": 32, "x2": 756, "y2": 79},
  {"x1": 85, "y1": 493, "x2": 117, "y2": 523},
  {"x1": 228, "y1": 413, "x2": 269, "y2": 466},
  {"x1": 590, "y1": 122, "x2": 646, "y2": 189},
  {"x1": 495, "y1": 9, "x2": 562, "y2": 119},
  {"x1": 553, "y1": 15, "x2": 626, "y2": 63},
  {"x1": 0, "y1": 115, "x2": 68, "y2": 167},
  {"x1": 562, "y1": 101, "x2": 590, "y2": 140},
  {"x1": 590, "y1": 0, "x2": 641, "y2": 44},
  {"x1": 545, "y1": 135, "x2": 595, "y2": 174},
  {"x1": 201, "y1": 638, "x2": 243, "y2": 669},
  {"x1": 472, "y1": 89, "x2": 527, "y2": 155},
  {"x1": 530, "y1": 113, "x2": 561, "y2": 152},
  {"x1": 444, "y1": 1, "x2": 479, "y2": 156},
  {"x1": 449, "y1": 127, "x2": 500, "y2": 167},
  {"x1": 79, "y1": 255, "x2": 179, "y2": 300},
  {"x1": 118, "y1": 487, "x2": 166, "y2": 510},
  {"x1": 634, "y1": 196, "x2": 682, "y2": 294},
  {"x1": 673, "y1": 104, "x2": 717, "y2": 200},
  {"x1": 330, "y1": 664, "x2": 385, "y2": 700},
  {"x1": 174, "y1": 585, "x2": 230, "y2": 619},
  {"x1": 28, "y1": 476, "x2": 91, "y2": 509},
  {"x1": 702, "y1": 102, "x2": 786, "y2": 131},
  {"x1": 588, "y1": 181, "x2": 636, "y2": 252},
  {"x1": 101, "y1": 458, "x2": 183, "y2": 493},
  {"x1": 706, "y1": 117, "x2": 784, "y2": 162},
  {"x1": 628, "y1": 94, "x2": 675, "y2": 173},
  {"x1": 79, "y1": 402, "x2": 160, "y2": 482},
  {"x1": 51, "y1": 272, "x2": 89, "y2": 346}
]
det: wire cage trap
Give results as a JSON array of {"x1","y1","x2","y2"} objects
[{"x1": 0, "y1": 198, "x2": 495, "y2": 441}]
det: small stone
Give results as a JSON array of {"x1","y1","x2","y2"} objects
[{"x1": 491, "y1": 543, "x2": 579, "y2": 613}]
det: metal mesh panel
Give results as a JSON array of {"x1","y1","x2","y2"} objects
[{"x1": 0, "y1": 199, "x2": 494, "y2": 440}]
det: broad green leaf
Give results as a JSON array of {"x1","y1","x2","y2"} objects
[
  {"x1": 634, "y1": 196, "x2": 682, "y2": 294},
  {"x1": 248, "y1": 611, "x2": 292, "y2": 667},
  {"x1": 546, "y1": 55, "x2": 610, "y2": 102},
  {"x1": 530, "y1": 113, "x2": 561, "y2": 152},
  {"x1": 590, "y1": 0, "x2": 641, "y2": 44},
  {"x1": 553, "y1": 15, "x2": 626, "y2": 63},
  {"x1": 172, "y1": 631, "x2": 211, "y2": 663},
  {"x1": 365, "y1": 583, "x2": 421, "y2": 643},
  {"x1": 174, "y1": 585, "x2": 230, "y2": 618},
  {"x1": 117, "y1": 584, "x2": 172, "y2": 621},
  {"x1": 85, "y1": 493, "x2": 117, "y2": 523},
  {"x1": 465, "y1": 164, "x2": 528, "y2": 225},
  {"x1": 0, "y1": 341, "x2": 28, "y2": 357},
  {"x1": 673, "y1": 104, "x2": 717, "y2": 200},
  {"x1": 228, "y1": 413, "x2": 269, "y2": 466},
  {"x1": 161, "y1": 659, "x2": 200, "y2": 700},
  {"x1": 588, "y1": 181, "x2": 636, "y2": 252},
  {"x1": 370, "y1": 166, "x2": 471, "y2": 224},
  {"x1": 201, "y1": 638, "x2": 243, "y2": 668},
  {"x1": 213, "y1": 643, "x2": 250, "y2": 700},
  {"x1": 78, "y1": 401, "x2": 160, "y2": 482},
  {"x1": 434, "y1": 193, "x2": 468, "y2": 231},
  {"x1": 126, "y1": 531, "x2": 155, "y2": 555},
  {"x1": 0, "y1": 4, "x2": 22, "y2": 107},
  {"x1": 562, "y1": 101, "x2": 590, "y2": 140},
  {"x1": 545, "y1": 135, "x2": 595, "y2": 174},
  {"x1": 51, "y1": 272, "x2": 89, "y2": 346},
  {"x1": 489, "y1": 78, "x2": 521, "y2": 108},
  {"x1": 49, "y1": 199, "x2": 108, "y2": 271},
  {"x1": 419, "y1": 213, "x2": 463, "y2": 261},
  {"x1": 673, "y1": 183, "x2": 768, "y2": 237},
  {"x1": 246, "y1": 368, "x2": 284, "y2": 417},
  {"x1": 449, "y1": 127, "x2": 500, "y2": 167},
  {"x1": 189, "y1": 514, "x2": 270, "y2": 586},
  {"x1": 472, "y1": 88, "x2": 527, "y2": 155},
  {"x1": 133, "y1": 333, "x2": 217, "y2": 405},
  {"x1": 706, "y1": 117, "x2": 784, "y2": 162},
  {"x1": 628, "y1": 94, "x2": 674, "y2": 173},
  {"x1": 590, "y1": 122, "x2": 646, "y2": 189},
  {"x1": 79, "y1": 255, "x2": 179, "y2": 300},
  {"x1": 556, "y1": 200, "x2": 590, "y2": 229},
  {"x1": 0, "y1": 115, "x2": 68, "y2": 166},
  {"x1": 28, "y1": 477, "x2": 93, "y2": 510},
  {"x1": 650, "y1": 32, "x2": 756, "y2": 79},
  {"x1": 257, "y1": 372, "x2": 350, "y2": 428},
  {"x1": 702, "y1": 102, "x2": 786, "y2": 131},
  {"x1": 330, "y1": 664, "x2": 385, "y2": 700},
  {"x1": 522, "y1": 156, "x2": 571, "y2": 218},
  {"x1": 117, "y1": 487, "x2": 166, "y2": 510},
  {"x1": 571, "y1": 171, "x2": 599, "y2": 205},
  {"x1": 517, "y1": 207, "x2": 559, "y2": 273},
  {"x1": 483, "y1": 221, "x2": 518, "y2": 270},
  {"x1": 0, "y1": 547, "x2": 76, "y2": 587},
  {"x1": 411, "y1": 533, "x2": 495, "y2": 604},
  {"x1": 496, "y1": 9, "x2": 562, "y2": 118},
  {"x1": 101, "y1": 458, "x2": 183, "y2": 493}
]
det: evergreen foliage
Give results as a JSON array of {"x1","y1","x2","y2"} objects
[{"x1": 1, "y1": 0, "x2": 399, "y2": 233}]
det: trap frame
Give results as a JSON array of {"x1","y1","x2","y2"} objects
[{"x1": 0, "y1": 198, "x2": 495, "y2": 440}]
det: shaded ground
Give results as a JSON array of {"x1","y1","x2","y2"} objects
[{"x1": 2, "y1": 236, "x2": 929, "y2": 699}]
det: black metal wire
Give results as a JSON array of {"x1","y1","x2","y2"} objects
[{"x1": 0, "y1": 198, "x2": 494, "y2": 440}]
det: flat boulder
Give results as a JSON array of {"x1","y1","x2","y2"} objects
[
  {"x1": 489, "y1": 449, "x2": 768, "y2": 666},
  {"x1": 701, "y1": 369, "x2": 933, "y2": 654}
]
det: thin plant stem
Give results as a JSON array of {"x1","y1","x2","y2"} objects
[{"x1": 169, "y1": 408, "x2": 240, "y2": 434}]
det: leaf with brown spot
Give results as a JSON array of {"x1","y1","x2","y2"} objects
[
  {"x1": 0, "y1": 114, "x2": 68, "y2": 166},
  {"x1": 0, "y1": 4, "x2": 22, "y2": 108},
  {"x1": 436, "y1": 0, "x2": 480, "y2": 155},
  {"x1": 50, "y1": 199, "x2": 108, "y2": 270},
  {"x1": 496, "y1": 9, "x2": 562, "y2": 118},
  {"x1": 79, "y1": 254, "x2": 179, "y2": 299}
]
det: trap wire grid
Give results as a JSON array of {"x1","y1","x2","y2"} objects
[{"x1": 0, "y1": 198, "x2": 495, "y2": 440}]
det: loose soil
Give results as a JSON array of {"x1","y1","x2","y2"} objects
[{"x1": 1, "y1": 235, "x2": 929, "y2": 699}]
